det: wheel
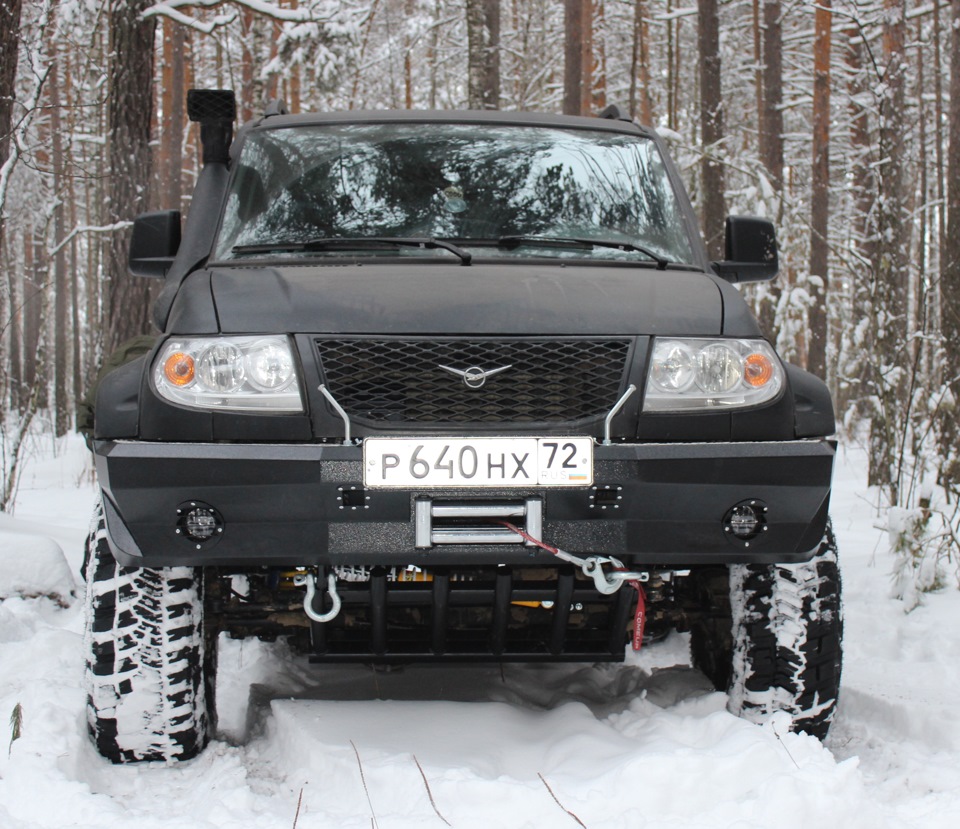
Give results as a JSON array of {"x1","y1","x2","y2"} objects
[
  {"x1": 690, "y1": 521, "x2": 842, "y2": 740},
  {"x1": 82, "y1": 498, "x2": 215, "y2": 762}
]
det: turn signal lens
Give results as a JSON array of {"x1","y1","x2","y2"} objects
[
  {"x1": 744, "y1": 352, "x2": 774, "y2": 387},
  {"x1": 164, "y1": 352, "x2": 195, "y2": 386}
]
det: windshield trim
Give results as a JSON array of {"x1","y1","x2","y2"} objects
[{"x1": 205, "y1": 252, "x2": 706, "y2": 273}]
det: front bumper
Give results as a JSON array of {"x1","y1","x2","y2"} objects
[{"x1": 94, "y1": 438, "x2": 834, "y2": 568}]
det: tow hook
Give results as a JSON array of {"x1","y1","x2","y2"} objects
[{"x1": 293, "y1": 571, "x2": 342, "y2": 623}]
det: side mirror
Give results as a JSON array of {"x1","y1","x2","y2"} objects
[
  {"x1": 712, "y1": 216, "x2": 778, "y2": 283},
  {"x1": 129, "y1": 210, "x2": 181, "y2": 278}
]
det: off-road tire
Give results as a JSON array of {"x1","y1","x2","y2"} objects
[
  {"x1": 82, "y1": 498, "x2": 214, "y2": 762},
  {"x1": 690, "y1": 521, "x2": 842, "y2": 740}
]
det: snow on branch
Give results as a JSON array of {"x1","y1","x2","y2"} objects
[
  {"x1": 144, "y1": 0, "x2": 338, "y2": 26},
  {"x1": 0, "y1": 0, "x2": 54, "y2": 223},
  {"x1": 653, "y1": 6, "x2": 699, "y2": 23},
  {"x1": 48, "y1": 222, "x2": 133, "y2": 259},
  {"x1": 144, "y1": 4, "x2": 237, "y2": 34}
]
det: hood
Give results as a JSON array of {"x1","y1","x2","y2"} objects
[{"x1": 206, "y1": 261, "x2": 726, "y2": 336}]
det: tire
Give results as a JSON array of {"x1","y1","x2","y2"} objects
[
  {"x1": 82, "y1": 498, "x2": 214, "y2": 762},
  {"x1": 690, "y1": 521, "x2": 842, "y2": 740}
]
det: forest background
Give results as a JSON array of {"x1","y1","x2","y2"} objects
[{"x1": 1, "y1": 0, "x2": 959, "y2": 596}]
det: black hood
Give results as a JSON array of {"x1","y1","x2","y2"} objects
[{"x1": 206, "y1": 261, "x2": 727, "y2": 336}]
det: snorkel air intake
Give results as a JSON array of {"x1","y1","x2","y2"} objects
[
  {"x1": 187, "y1": 88, "x2": 236, "y2": 165},
  {"x1": 149, "y1": 89, "x2": 236, "y2": 330}
]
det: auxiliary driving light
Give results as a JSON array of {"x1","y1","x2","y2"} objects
[
  {"x1": 176, "y1": 501, "x2": 224, "y2": 546},
  {"x1": 722, "y1": 500, "x2": 768, "y2": 546}
]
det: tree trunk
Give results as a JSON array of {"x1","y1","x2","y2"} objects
[
  {"x1": 0, "y1": 0, "x2": 21, "y2": 409},
  {"x1": 807, "y1": 1, "x2": 831, "y2": 380},
  {"x1": 760, "y1": 0, "x2": 783, "y2": 195},
  {"x1": 86, "y1": 19, "x2": 108, "y2": 389},
  {"x1": 50, "y1": 46, "x2": 70, "y2": 436},
  {"x1": 580, "y1": 3, "x2": 591, "y2": 115},
  {"x1": 24, "y1": 233, "x2": 46, "y2": 396},
  {"x1": 846, "y1": 26, "x2": 876, "y2": 265},
  {"x1": 752, "y1": 0, "x2": 763, "y2": 163},
  {"x1": 629, "y1": 1, "x2": 653, "y2": 123},
  {"x1": 563, "y1": 0, "x2": 583, "y2": 115},
  {"x1": 404, "y1": 0, "x2": 415, "y2": 108},
  {"x1": 466, "y1": 0, "x2": 500, "y2": 110},
  {"x1": 0, "y1": 0, "x2": 20, "y2": 199},
  {"x1": 288, "y1": 0, "x2": 301, "y2": 113},
  {"x1": 755, "y1": 0, "x2": 784, "y2": 343},
  {"x1": 64, "y1": 50, "x2": 83, "y2": 413},
  {"x1": 580, "y1": 1, "x2": 594, "y2": 115},
  {"x1": 934, "y1": 0, "x2": 946, "y2": 290},
  {"x1": 159, "y1": 16, "x2": 185, "y2": 211},
  {"x1": 6, "y1": 257, "x2": 21, "y2": 413},
  {"x1": 0, "y1": 0, "x2": 22, "y2": 395},
  {"x1": 240, "y1": 8, "x2": 255, "y2": 122},
  {"x1": 103, "y1": 0, "x2": 158, "y2": 356},
  {"x1": 0, "y1": 0, "x2": 20, "y2": 174},
  {"x1": 942, "y1": 0, "x2": 960, "y2": 487},
  {"x1": 698, "y1": 0, "x2": 725, "y2": 259},
  {"x1": 429, "y1": 0, "x2": 440, "y2": 109},
  {"x1": 667, "y1": 0, "x2": 678, "y2": 131},
  {"x1": 839, "y1": 23, "x2": 876, "y2": 422},
  {"x1": 868, "y1": 0, "x2": 910, "y2": 499}
]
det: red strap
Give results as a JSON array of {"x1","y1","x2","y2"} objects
[
  {"x1": 630, "y1": 582, "x2": 646, "y2": 651},
  {"x1": 497, "y1": 519, "x2": 646, "y2": 650},
  {"x1": 495, "y1": 519, "x2": 562, "y2": 556}
]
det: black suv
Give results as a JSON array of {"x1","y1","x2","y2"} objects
[{"x1": 83, "y1": 90, "x2": 841, "y2": 763}]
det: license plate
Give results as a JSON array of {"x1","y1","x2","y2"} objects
[{"x1": 363, "y1": 437, "x2": 593, "y2": 488}]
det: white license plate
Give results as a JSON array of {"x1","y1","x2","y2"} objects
[{"x1": 363, "y1": 437, "x2": 593, "y2": 488}]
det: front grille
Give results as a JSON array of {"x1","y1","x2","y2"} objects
[{"x1": 315, "y1": 337, "x2": 632, "y2": 424}]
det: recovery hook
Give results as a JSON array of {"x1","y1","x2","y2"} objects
[{"x1": 293, "y1": 571, "x2": 342, "y2": 623}]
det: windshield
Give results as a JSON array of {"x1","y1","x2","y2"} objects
[{"x1": 214, "y1": 122, "x2": 696, "y2": 264}]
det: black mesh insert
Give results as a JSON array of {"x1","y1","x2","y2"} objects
[
  {"x1": 187, "y1": 89, "x2": 237, "y2": 122},
  {"x1": 316, "y1": 338, "x2": 632, "y2": 425}
]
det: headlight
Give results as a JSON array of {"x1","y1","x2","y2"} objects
[
  {"x1": 649, "y1": 341, "x2": 696, "y2": 392},
  {"x1": 153, "y1": 336, "x2": 303, "y2": 411},
  {"x1": 643, "y1": 338, "x2": 783, "y2": 411}
]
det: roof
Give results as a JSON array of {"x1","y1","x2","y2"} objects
[{"x1": 244, "y1": 107, "x2": 654, "y2": 139}]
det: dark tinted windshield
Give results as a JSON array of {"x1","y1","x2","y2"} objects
[{"x1": 215, "y1": 122, "x2": 695, "y2": 264}]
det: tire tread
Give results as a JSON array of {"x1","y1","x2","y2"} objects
[{"x1": 82, "y1": 499, "x2": 212, "y2": 763}]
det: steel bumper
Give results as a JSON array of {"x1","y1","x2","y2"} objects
[{"x1": 94, "y1": 439, "x2": 835, "y2": 568}]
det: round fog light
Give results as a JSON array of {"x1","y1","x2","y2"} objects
[
  {"x1": 176, "y1": 502, "x2": 224, "y2": 545},
  {"x1": 722, "y1": 500, "x2": 767, "y2": 545},
  {"x1": 186, "y1": 509, "x2": 217, "y2": 539}
]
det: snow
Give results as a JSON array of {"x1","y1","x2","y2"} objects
[
  {"x1": 0, "y1": 521, "x2": 74, "y2": 603},
  {"x1": 1, "y1": 435, "x2": 960, "y2": 827}
]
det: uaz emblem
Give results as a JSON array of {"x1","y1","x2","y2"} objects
[{"x1": 438, "y1": 364, "x2": 512, "y2": 389}]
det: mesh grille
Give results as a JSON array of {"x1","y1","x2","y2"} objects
[
  {"x1": 316, "y1": 338, "x2": 632, "y2": 425},
  {"x1": 187, "y1": 89, "x2": 237, "y2": 122}
]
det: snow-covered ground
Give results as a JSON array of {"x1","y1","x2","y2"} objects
[{"x1": 1, "y1": 434, "x2": 958, "y2": 828}]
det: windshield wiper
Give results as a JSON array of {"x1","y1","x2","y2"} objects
[
  {"x1": 452, "y1": 236, "x2": 670, "y2": 270},
  {"x1": 232, "y1": 236, "x2": 472, "y2": 265}
]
